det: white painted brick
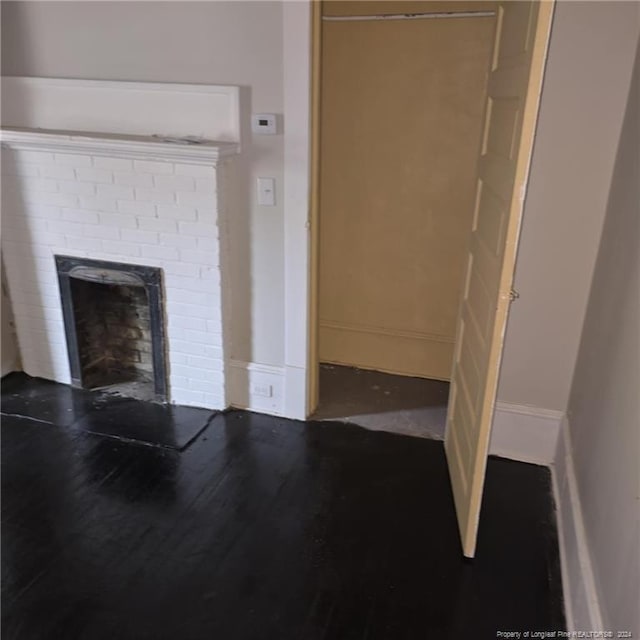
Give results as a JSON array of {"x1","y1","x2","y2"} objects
[
  {"x1": 98, "y1": 212, "x2": 137, "y2": 229},
  {"x1": 197, "y1": 237, "x2": 218, "y2": 252},
  {"x1": 57, "y1": 180, "x2": 96, "y2": 196},
  {"x1": 50, "y1": 220, "x2": 84, "y2": 237},
  {"x1": 22, "y1": 177, "x2": 59, "y2": 192},
  {"x1": 79, "y1": 195, "x2": 118, "y2": 212},
  {"x1": 153, "y1": 174, "x2": 195, "y2": 192},
  {"x1": 169, "y1": 339, "x2": 207, "y2": 356},
  {"x1": 164, "y1": 275, "x2": 212, "y2": 293},
  {"x1": 137, "y1": 217, "x2": 177, "y2": 233},
  {"x1": 184, "y1": 377, "x2": 224, "y2": 393},
  {"x1": 16, "y1": 313, "x2": 65, "y2": 333},
  {"x1": 174, "y1": 163, "x2": 214, "y2": 178},
  {"x1": 133, "y1": 160, "x2": 174, "y2": 174},
  {"x1": 61, "y1": 208, "x2": 100, "y2": 224},
  {"x1": 97, "y1": 184, "x2": 134, "y2": 201},
  {"x1": 75, "y1": 167, "x2": 114, "y2": 183},
  {"x1": 178, "y1": 221, "x2": 217, "y2": 236},
  {"x1": 184, "y1": 329, "x2": 223, "y2": 346},
  {"x1": 117, "y1": 200, "x2": 156, "y2": 217},
  {"x1": 3, "y1": 242, "x2": 52, "y2": 260},
  {"x1": 27, "y1": 191, "x2": 79, "y2": 208},
  {"x1": 195, "y1": 208, "x2": 219, "y2": 224},
  {"x1": 113, "y1": 171, "x2": 154, "y2": 187},
  {"x1": 165, "y1": 301, "x2": 215, "y2": 321},
  {"x1": 169, "y1": 289, "x2": 209, "y2": 306},
  {"x1": 159, "y1": 233, "x2": 197, "y2": 250},
  {"x1": 174, "y1": 352, "x2": 194, "y2": 368},
  {"x1": 4, "y1": 149, "x2": 228, "y2": 405},
  {"x1": 93, "y1": 157, "x2": 133, "y2": 171},
  {"x1": 54, "y1": 153, "x2": 92, "y2": 167},
  {"x1": 16, "y1": 151, "x2": 54, "y2": 164},
  {"x1": 39, "y1": 164, "x2": 75, "y2": 180},
  {"x1": 101, "y1": 240, "x2": 141, "y2": 257},
  {"x1": 201, "y1": 393, "x2": 224, "y2": 409},
  {"x1": 206, "y1": 319, "x2": 221, "y2": 333},
  {"x1": 4, "y1": 278, "x2": 43, "y2": 299},
  {"x1": 12, "y1": 229, "x2": 65, "y2": 247},
  {"x1": 135, "y1": 187, "x2": 176, "y2": 204},
  {"x1": 166, "y1": 315, "x2": 207, "y2": 331},
  {"x1": 200, "y1": 266, "x2": 220, "y2": 283},
  {"x1": 46, "y1": 233, "x2": 68, "y2": 248},
  {"x1": 176, "y1": 191, "x2": 214, "y2": 208},
  {"x1": 21, "y1": 345, "x2": 69, "y2": 367},
  {"x1": 169, "y1": 364, "x2": 213, "y2": 381},
  {"x1": 3, "y1": 218, "x2": 33, "y2": 237},
  {"x1": 179, "y1": 249, "x2": 217, "y2": 266},
  {"x1": 171, "y1": 389, "x2": 205, "y2": 406},
  {"x1": 155, "y1": 205, "x2": 198, "y2": 221},
  {"x1": 161, "y1": 261, "x2": 199, "y2": 278},
  {"x1": 203, "y1": 345, "x2": 224, "y2": 359},
  {"x1": 82, "y1": 224, "x2": 120, "y2": 241},
  {"x1": 11, "y1": 290, "x2": 60, "y2": 309},
  {"x1": 17, "y1": 330, "x2": 63, "y2": 352},
  {"x1": 195, "y1": 177, "x2": 217, "y2": 192},
  {"x1": 121, "y1": 229, "x2": 159, "y2": 245},
  {"x1": 22, "y1": 204, "x2": 61, "y2": 220},
  {"x1": 186, "y1": 355, "x2": 222, "y2": 371},
  {"x1": 66, "y1": 236, "x2": 102, "y2": 252},
  {"x1": 169, "y1": 376, "x2": 190, "y2": 389},
  {"x1": 141, "y1": 244, "x2": 179, "y2": 261}
]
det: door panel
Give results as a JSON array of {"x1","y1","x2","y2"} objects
[
  {"x1": 319, "y1": 8, "x2": 495, "y2": 380},
  {"x1": 444, "y1": 0, "x2": 554, "y2": 558}
]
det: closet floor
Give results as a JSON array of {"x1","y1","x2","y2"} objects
[{"x1": 313, "y1": 364, "x2": 449, "y2": 440}]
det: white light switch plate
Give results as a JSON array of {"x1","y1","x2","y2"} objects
[{"x1": 257, "y1": 177, "x2": 276, "y2": 206}]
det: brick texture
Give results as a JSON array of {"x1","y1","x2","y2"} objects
[{"x1": 1, "y1": 149, "x2": 226, "y2": 409}]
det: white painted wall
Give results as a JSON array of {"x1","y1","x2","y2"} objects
[
  {"x1": 1, "y1": 0, "x2": 285, "y2": 368},
  {"x1": 564, "y1": 43, "x2": 639, "y2": 634},
  {"x1": 497, "y1": 1, "x2": 639, "y2": 411},
  {"x1": 4, "y1": 1, "x2": 638, "y2": 423}
]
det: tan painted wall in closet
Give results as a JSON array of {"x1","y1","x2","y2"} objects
[{"x1": 318, "y1": 2, "x2": 495, "y2": 379}]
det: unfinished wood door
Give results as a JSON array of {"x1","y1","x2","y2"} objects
[
  {"x1": 444, "y1": 0, "x2": 554, "y2": 557},
  {"x1": 318, "y1": 7, "x2": 495, "y2": 380}
]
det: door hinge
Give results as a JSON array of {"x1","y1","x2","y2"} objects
[{"x1": 509, "y1": 288, "x2": 520, "y2": 302}]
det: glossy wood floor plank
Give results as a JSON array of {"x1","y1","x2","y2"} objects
[{"x1": 1, "y1": 379, "x2": 564, "y2": 639}]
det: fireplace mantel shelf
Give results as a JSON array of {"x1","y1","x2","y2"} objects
[{"x1": 1, "y1": 127, "x2": 240, "y2": 165}]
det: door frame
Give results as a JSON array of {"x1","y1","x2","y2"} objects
[{"x1": 299, "y1": 1, "x2": 553, "y2": 420}]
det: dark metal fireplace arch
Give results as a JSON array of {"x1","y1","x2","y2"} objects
[{"x1": 55, "y1": 255, "x2": 167, "y2": 401}]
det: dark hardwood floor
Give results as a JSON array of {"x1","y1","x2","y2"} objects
[{"x1": 1, "y1": 374, "x2": 565, "y2": 639}]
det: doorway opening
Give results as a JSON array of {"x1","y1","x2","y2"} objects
[{"x1": 312, "y1": 1, "x2": 497, "y2": 435}]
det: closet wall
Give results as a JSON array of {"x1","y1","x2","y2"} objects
[{"x1": 318, "y1": 1, "x2": 497, "y2": 380}]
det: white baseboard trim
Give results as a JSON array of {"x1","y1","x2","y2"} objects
[
  {"x1": 551, "y1": 417, "x2": 603, "y2": 632},
  {"x1": 489, "y1": 401, "x2": 563, "y2": 465},
  {"x1": 282, "y1": 364, "x2": 307, "y2": 421},
  {"x1": 227, "y1": 360, "x2": 285, "y2": 416}
]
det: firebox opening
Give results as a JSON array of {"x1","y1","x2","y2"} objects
[{"x1": 70, "y1": 278, "x2": 155, "y2": 401}]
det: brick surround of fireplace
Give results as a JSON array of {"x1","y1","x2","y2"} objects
[{"x1": 1, "y1": 131, "x2": 238, "y2": 409}]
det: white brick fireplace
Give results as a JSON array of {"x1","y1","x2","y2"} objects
[{"x1": 1, "y1": 79, "x2": 240, "y2": 409}]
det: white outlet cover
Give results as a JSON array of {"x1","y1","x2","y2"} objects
[{"x1": 252, "y1": 383, "x2": 273, "y2": 398}]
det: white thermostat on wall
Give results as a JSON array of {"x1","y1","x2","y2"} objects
[{"x1": 251, "y1": 113, "x2": 277, "y2": 135}]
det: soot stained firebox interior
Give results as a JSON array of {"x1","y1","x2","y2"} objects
[{"x1": 55, "y1": 256, "x2": 167, "y2": 402}]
